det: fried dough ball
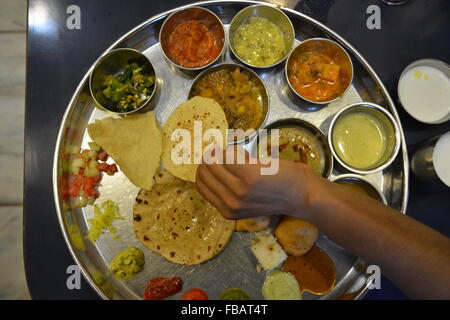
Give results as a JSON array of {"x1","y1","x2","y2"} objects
[
  {"x1": 274, "y1": 216, "x2": 318, "y2": 256},
  {"x1": 235, "y1": 216, "x2": 270, "y2": 232}
]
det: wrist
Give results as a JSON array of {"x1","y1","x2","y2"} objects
[{"x1": 293, "y1": 165, "x2": 332, "y2": 223}]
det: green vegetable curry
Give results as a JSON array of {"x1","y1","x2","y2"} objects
[
  {"x1": 99, "y1": 62, "x2": 155, "y2": 112},
  {"x1": 233, "y1": 17, "x2": 286, "y2": 67}
]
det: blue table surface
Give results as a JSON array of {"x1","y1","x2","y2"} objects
[{"x1": 24, "y1": 0, "x2": 450, "y2": 299}]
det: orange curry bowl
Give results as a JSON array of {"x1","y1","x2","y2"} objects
[{"x1": 285, "y1": 38, "x2": 354, "y2": 104}]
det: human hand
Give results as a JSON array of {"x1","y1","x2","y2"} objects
[{"x1": 195, "y1": 146, "x2": 318, "y2": 220}]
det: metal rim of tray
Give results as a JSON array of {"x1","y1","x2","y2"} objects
[{"x1": 53, "y1": 0, "x2": 409, "y2": 300}]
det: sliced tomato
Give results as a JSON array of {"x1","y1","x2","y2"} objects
[
  {"x1": 83, "y1": 176, "x2": 100, "y2": 198},
  {"x1": 97, "y1": 150, "x2": 109, "y2": 161},
  {"x1": 182, "y1": 288, "x2": 208, "y2": 300},
  {"x1": 89, "y1": 175, "x2": 101, "y2": 183},
  {"x1": 68, "y1": 174, "x2": 100, "y2": 199},
  {"x1": 97, "y1": 163, "x2": 108, "y2": 171},
  {"x1": 69, "y1": 175, "x2": 83, "y2": 197},
  {"x1": 108, "y1": 163, "x2": 118, "y2": 174},
  {"x1": 97, "y1": 163, "x2": 118, "y2": 175},
  {"x1": 65, "y1": 147, "x2": 118, "y2": 208}
]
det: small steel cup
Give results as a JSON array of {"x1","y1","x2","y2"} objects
[
  {"x1": 188, "y1": 63, "x2": 270, "y2": 144},
  {"x1": 411, "y1": 132, "x2": 450, "y2": 188},
  {"x1": 328, "y1": 103, "x2": 401, "y2": 174},
  {"x1": 89, "y1": 48, "x2": 158, "y2": 116},
  {"x1": 159, "y1": 6, "x2": 226, "y2": 77},
  {"x1": 331, "y1": 174, "x2": 387, "y2": 204},
  {"x1": 229, "y1": 4, "x2": 295, "y2": 69},
  {"x1": 285, "y1": 38, "x2": 354, "y2": 105},
  {"x1": 253, "y1": 118, "x2": 334, "y2": 179},
  {"x1": 397, "y1": 58, "x2": 450, "y2": 124}
]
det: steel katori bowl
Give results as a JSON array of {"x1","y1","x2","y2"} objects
[
  {"x1": 228, "y1": 4, "x2": 295, "y2": 69},
  {"x1": 285, "y1": 38, "x2": 354, "y2": 105},
  {"x1": 253, "y1": 118, "x2": 334, "y2": 179},
  {"x1": 188, "y1": 63, "x2": 270, "y2": 144},
  {"x1": 328, "y1": 102, "x2": 401, "y2": 175},
  {"x1": 89, "y1": 48, "x2": 158, "y2": 116},
  {"x1": 159, "y1": 6, "x2": 226, "y2": 77}
]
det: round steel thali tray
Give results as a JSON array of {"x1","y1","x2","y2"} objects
[{"x1": 53, "y1": 0, "x2": 409, "y2": 300}]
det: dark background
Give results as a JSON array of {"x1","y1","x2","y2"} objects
[{"x1": 25, "y1": 0, "x2": 450, "y2": 299}]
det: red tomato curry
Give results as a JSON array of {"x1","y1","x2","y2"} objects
[{"x1": 166, "y1": 20, "x2": 221, "y2": 68}]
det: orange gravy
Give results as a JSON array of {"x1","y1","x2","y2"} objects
[{"x1": 282, "y1": 246, "x2": 336, "y2": 295}]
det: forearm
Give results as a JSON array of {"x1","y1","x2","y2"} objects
[
  {"x1": 196, "y1": 155, "x2": 450, "y2": 298},
  {"x1": 301, "y1": 176, "x2": 450, "y2": 299}
]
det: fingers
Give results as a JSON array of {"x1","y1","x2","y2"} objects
[
  {"x1": 198, "y1": 165, "x2": 234, "y2": 201},
  {"x1": 203, "y1": 144, "x2": 253, "y2": 190},
  {"x1": 196, "y1": 164, "x2": 243, "y2": 219},
  {"x1": 224, "y1": 145, "x2": 251, "y2": 165},
  {"x1": 207, "y1": 163, "x2": 247, "y2": 198},
  {"x1": 196, "y1": 145, "x2": 262, "y2": 220},
  {"x1": 195, "y1": 174, "x2": 232, "y2": 219},
  {"x1": 222, "y1": 146, "x2": 255, "y2": 176}
]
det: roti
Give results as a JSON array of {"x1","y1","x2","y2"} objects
[
  {"x1": 87, "y1": 111, "x2": 162, "y2": 190},
  {"x1": 133, "y1": 169, "x2": 235, "y2": 265},
  {"x1": 162, "y1": 96, "x2": 228, "y2": 182}
]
